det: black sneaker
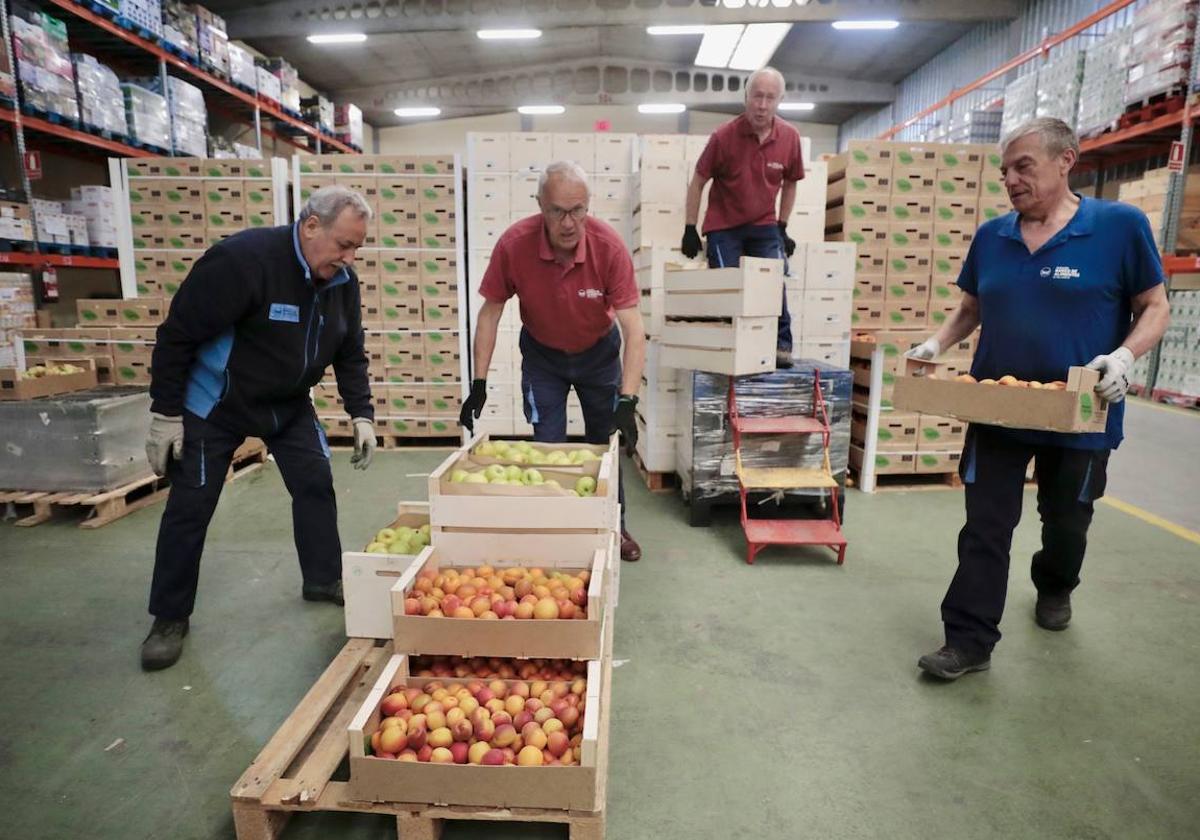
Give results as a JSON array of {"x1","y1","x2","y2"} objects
[
  {"x1": 776, "y1": 349, "x2": 794, "y2": 369},
  {"x1": 917, "y1": 645, "x2": 991, "y2": 680},
  {"x1": 141, "y1": 618, "x2": 189, "y2": 671},
  {"x1": 1035, "y1": 593, "x2": 1071, "y2": 631},
  {"x1": 302, "y1": 580, "x2": 344, "y2": 606}
]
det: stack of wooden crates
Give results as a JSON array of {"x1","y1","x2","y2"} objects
[{"x1": 331, "y1": 435, "x2": 619, "y2": 834}]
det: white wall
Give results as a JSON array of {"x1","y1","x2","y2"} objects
[{"x1": 375, "y1": 105, "x2": 840, "y2": 161}]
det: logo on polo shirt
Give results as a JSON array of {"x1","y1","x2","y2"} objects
[
  {"x1": 578, "y1": 288, "x2": 604, "y2": 300},
  {"x1": 766, "y1": 161, "x2": 784, "y2": 170},
  {"x1": 1051, "y1": 266, "x2": 1080, "y2": 280}
]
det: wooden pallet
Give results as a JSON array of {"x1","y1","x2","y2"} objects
[
  {"x1": 1118, "y1": 93, "x2": 1185, "y2": 129},
  {"x1": 0, "y1": 439, "x2": 267, "y2": 528},
  {"x1": 231, "y1": 629, "x2": 612, "y2": 839},
  {"x1": 848, "y1": 469, "x2": 962, "y2": 491},
  {"x1": 631, "y1": 451, "x2": 677, "y2": 494}
]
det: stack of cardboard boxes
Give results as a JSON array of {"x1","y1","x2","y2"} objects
[
  {"x1": 465, "y1": 131, "x2": 638, "y2": 437},
  {"x1": 1118, "y1": 165, "x2": 1200, "y2": 251},
  {"x1": 1155, "y1": 290, "x2": 1200, "y2": 399},
  {"x1": 0, "y1": 273, "x2": 36, "y2": 368},
  {"x1": 298, "y1": 153, "x2": 465, "y2": 440},
  {"x1": 829, "y1": 139, "x2": 1006, "y2": 478}
]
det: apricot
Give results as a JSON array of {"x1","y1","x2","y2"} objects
[
  {"x1": 482, "y1": 748, "x2": 506, "y2": 766},
  {"x1": 380, "y1": 692, "x2": 408, "y2": 716},
  {"x1": 398, "y1": 750, "x2": 418, "y2": 762},
  {"x1": 430, "y1": 747, "x2": 454, "y2": 764},
  {"x1": 1028, "y1": 380, "x2": 1044, "y2": 389},
  {"x1": 492, "y1": 724, "x2": 518, "y2": 748},
  {"x1": 404, "y1": 598, "x2": 422, "y2": 615},
  {"x1": 546, "y1": 730, "x2": 570, "y2": 758},
  {"x1": 997, "y1": 375, "x2": 1019, "y2": 386},
  {"x1": 955, "y1": 374, "x2": 977, "y2": 383},
  {"x1": 533, "y1": 598, "x2": 560, "y2": 620},
  {"x1": 427, "y1": 727, "x2": 453, "y2": 749},
  {"x1": 417, "y1": 744, "x2": 433, "y2": 762},
  {"x1": 480, "y1": 610, "x2": 499, "y2": 620},
  {"x1": 425, "y1": 710, "x2": 447, "y2": 731},
  {"x1": 468, "y1": 741, "x2": 491, "y2": 765},
  {"x1": 515, "y1": 602, "x2": 535, "y2": 620},
  {"x1": 426, "y1": 608, "x2": 443, "y2": 618},
  {"x1": 517, "y1": 745, "x2": 544, "y2": 766},
  {"x1": 505, "y1": 694, "x2": 526, "y2": 716},
  {"x1": 979, "y1": 378, "x2": 998, "y2": 385}
]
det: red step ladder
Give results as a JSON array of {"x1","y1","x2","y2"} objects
[{"x1": 728, "y1": 370, "x2": 847, "y2": 565}]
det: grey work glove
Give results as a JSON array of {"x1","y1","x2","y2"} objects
[
  {"x1": 145, "y1": 412, "x2": 184, "y2": 477},
  {"x1": 1086, "y1": 346, "x2": 1135, "y2": 403},
  {"x1": 905, "y1": 337, "x2": 941, "y2": 361},
  {"x1": 350, "y1": 417, "x2": 376, "y2": 470}
]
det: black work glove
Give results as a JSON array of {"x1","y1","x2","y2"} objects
[
  {"x1": 778, "y1": 221, "x2": 796, "y2": 257},
  {"x1": 459, "y1": 378, "x2": 487, "y2": 432},
  {"x1": 610, "y1": 394, "x2": 638, "y2": 456},
  {"x1": 681, "y1": 224, "x2": 703, "y2": 260}
]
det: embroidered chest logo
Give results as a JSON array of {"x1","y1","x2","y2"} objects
[
  {"x1": 577, "y1": 288, "x2": 604, "y2": 300},
  {"x1": 1041, "y1": 266, "x2": 1080, "y2": 280},
  {"x1": 766, "y1": 161, "x2": 784, "y2": 170}
]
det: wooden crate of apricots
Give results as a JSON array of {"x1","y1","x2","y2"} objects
[
  {"x1": 347, "y1": 650, "x2": 608, "y2": 810},
  {"x1": 390, "y1": 533, "x2": 612, "y2": 660},
  {"x1": 895, "y1": 358, "x2": 1109, "y2": 433}
]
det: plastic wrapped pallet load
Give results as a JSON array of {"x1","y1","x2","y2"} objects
[
  {"x1": 1076, "y1": 26, "x2": 1133, "y2": 138},
  {"x1": 0, "y1": 388, "x2": 152, "y2": 491}
]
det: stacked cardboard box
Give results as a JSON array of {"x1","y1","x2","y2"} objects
[
  {"x1": 10, "y1": 10, "x2": 78, "y2": 123},
  {"x1": 299, "y1": 154, "x2": 465, "y2": 440},
  {"x1": 66, "y1": 185, "x2": 119, "y2": 248},
  {"x1": 32, "y1": 198, "x2": 90, "y2": 249},
  {"x1": 466, "y1": 131, "x2": 638, "y2": 437},
  {"x1": 1077, "y1": 27, "x2": 1133, "y2": 138},
  {"x1": 0, "y1": 202, "x2": 33, "y2": 242},
  {"x1": 1155, "y1": 290, "x2": 1200, "y2": 398},
  {"x1": 1034, "y1": 49, "x2": 1085, "y2": 125},
  {"x1": 1125, "y1": 0, "x2": 1196, "y2": 106},
  {"x1": 1117, "y1": 165, "x2": 1200, "y2": 250},
  {"x1": 0, "y1": 273, "x2": 37, "y2": 369}
]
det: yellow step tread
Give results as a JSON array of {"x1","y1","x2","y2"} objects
[{"x1": 735, "y1": 466, "x2": 839, "y2": 490}]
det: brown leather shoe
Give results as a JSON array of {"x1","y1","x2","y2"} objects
[{"x1": 620, "y1": 529, "x2": 642, "y2": 562}]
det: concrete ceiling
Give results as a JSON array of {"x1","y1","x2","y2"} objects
[{"x1": 203, "y1": 0, "x2": 1021, "y2": 129}]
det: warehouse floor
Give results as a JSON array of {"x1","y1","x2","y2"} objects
[{"x1": 0, "y1": 400, "x2": 1197, "y2": 840}]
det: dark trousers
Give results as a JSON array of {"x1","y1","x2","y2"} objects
[
  {"x1": 148, "y1": 404, "x2": 340, "y2": 620},
  {"x1": 705, "y1": 222, "x2": 792, "y2": 352},
  {"x1": 942, "y1": 424, "x2": 1110, "y2": 655},
  {"x1": 520, "y1": 326, "x2": 626, "y2": 530}
]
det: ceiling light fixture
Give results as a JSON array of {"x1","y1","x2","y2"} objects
[
  {"x1": 306, "y1": 33, "x2": 367, "y2": 44},
  {"x1": 394, "y1": 107, "x2": 441, "y2": 117},
  {"x1": 831, "y1": 20, "x2": 900, "y2": 31},
  {"x1": 778, "y1": 102, "x2": 816, "y2": 112},
  {"x1": 646, "y1": 25, "x2": 708, "y2": 35},
  {"x1": 694, "y1": 24, "x2": 745, "y2": 68},
  {"x1": 518, "y1": 105, "x2": 565, "y2": 115},
  {"x1": 638, "y1": 103, "x2": 687, "y2": 114},
  {"x1": 728, "y1": 23, "x2": 792, "y2": 71},
  {"x1": 477, "y1": 28, "x2": 543, "y2": 40}
]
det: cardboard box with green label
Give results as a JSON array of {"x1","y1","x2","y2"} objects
[
  {"x1": 885, "y1": 248, "x2": 932, "y2": 279},
  {"x1": 850, "y1": 444, "x2": 916, "y2": 475},
  {"x1": 888, "y1": 222, "x2": 933, "y2": 248},
  {"x1": 891, "y1": 169, "x2": 937, "y2": 197},
  {"x1": 894, "y1": 359, "x2": 1110, "y2": 433},
  {"x1": 933, "y1": 197, "x2": 978, "y2": 224},
  {"x1": 853, "y1": 274, "x2": 886, "y2": 303},
  {"x1": 933, "y1": 223, "x2": 974, "y2": 248},
  {"x1": 384, "y1": 387, "x2": 427, "y2": 415}
]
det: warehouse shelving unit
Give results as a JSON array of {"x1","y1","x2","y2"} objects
[{"x1": 874, "y1": 0, "x2": 1200, "y2": 404}]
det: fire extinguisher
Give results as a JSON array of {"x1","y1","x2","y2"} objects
[{"x1": 41, "y1": 266, "x2": 60, "y2": 302}]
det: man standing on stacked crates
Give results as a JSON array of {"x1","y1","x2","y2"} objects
[
  {"x1": 460, "y1": 161, "x2": 647, "y2": 563},
  {"x1": 139, "y1": 186, "x2": 378, "y2": 671},
  {"x1": 679, "y1": 66, "x2": 806, "y2": 369},
  {"x1": 907, "y1": 118, "x2": 1171, "y2": 680}
]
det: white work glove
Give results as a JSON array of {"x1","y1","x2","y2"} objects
[
  {"x1": 1085, "y1": 346, "x2": 1135, "y2": 403},
  {"x1": 905, "y1": 337, "x2": 941, "y2": 361},
  {"x1": 350, "y1": 417, "x2": 376, "y2": 470},
  {"x1": 145, "y1": 412, "x2": 184, "y2": 477}
]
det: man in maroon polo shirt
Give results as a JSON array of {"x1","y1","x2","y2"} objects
[
  {"x1": 681, "y1": 66, "x2": 805, "y2": 368},
  {"x1": 460, "y1": 161, "x2": 647, "y2": 562}
]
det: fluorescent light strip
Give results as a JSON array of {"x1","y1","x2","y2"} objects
[
  {"x1": 778, "y1": 102, "x2": 816, "y2": 112},
  {"x1": 477, "y1": 28, "x2": 542, "y2": 40},
  {"x1": 728, "y1": 23, "x2": 791, "y2": 71},
  {"x1": 646, "y1": 25, "x2": 708, "y2": 35},
  {"x1": 831, "y1": 19, "x2": 899, "y2": 31},
  {"x1": 694, "y1": 24, "x2": 745, "y2": 69},
  {"x1": 307, "y1": 33, "x2": 366, "y2": 44},
  {"x1": 517, "y1": 105, "x2": 565, "y2": 115},
  {"x1": 394, "y1": 107, "x2": 441, "y2": 117},
  {"x1": 638, "y1": 103, "x2": 686, "y2": 114}
]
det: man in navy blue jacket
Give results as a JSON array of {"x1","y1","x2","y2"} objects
[{"x1": 140, "y1": 186, "x2": 376, "y2": 671}]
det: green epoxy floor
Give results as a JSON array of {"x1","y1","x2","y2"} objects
[{"x1": 1, "y1": 447, "x2": 1198, "y2": 840}]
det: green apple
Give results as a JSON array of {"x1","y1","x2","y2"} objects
[
  {"x1": 502, "y1": 464, "x2": 521, "y2": 482},
  {"x1": 489, "y1": 477, "x2": 509, "y2": 485},
  {"x1": 528, "y1": 450, "x2": 548, "y2": 465},
  {"x1": 418, "y1": 523, "x2": 431, "y2": 536},
  {"x1": 577, "y1": 450, "x2": 600, "y2": 462},
  {"x1": 366, "y1": 541, "x2": 390, "y2": 553},
  {"x1": 395, "y1": 526, "x2": 415, "y2": 541},
  {"x1": 450, "y1": 469, "x2": 470, "y2": 483},
  {"x1": 566, "y1": 450, "x2": 582, "y2": 464},
  {"x1": 544, "y1": 479, "x2": 560, "y2": 489},
  {"x1": 514, "y1": 441, "x2": 533, "y2": 454},
  {"x1": 575, "y1": 476, "x2": 597, "y2": 496},
  {"x1": 465, "y1": 472, "x2": 489, "y2": 484},
  {"x1": 484, "y1": 464, "x2": 507, "y2": 482},
  {"x1": 376, "y1": 528, "x2": 397, "y2": 543},
  {"x1": 566, "y1": 489, "x2": 579, "y2": 496},
  {"x1": 509, "y1": 451, "x2": 528, "y2": 464},
  {"x1": 476, "y1": 441, "x2": 497, "y2": 457},
  {"x1": 411, "y1": 531, "x2": 430, "y2": 548},
  {"x1": 547, "y1": 450, "x2": 570, "y2": 465},
  {"x1": 522, "y1": 468, "x2": 544, "y2": 486},
  {"x1": 387, "y1": 537, "x2": 410, "y2": 554}
]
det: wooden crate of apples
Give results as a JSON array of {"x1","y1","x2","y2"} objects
[{"x1": 0, "y1": 358, "x2": 98, "y2": 400}]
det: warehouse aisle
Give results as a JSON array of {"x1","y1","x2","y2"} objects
[
  {"x1": 0, "y1": 449, "x2": 1197, "y2": 840},
  {"x1": 1107, "y1": 398, "x2": 1200, "y2": 533}
]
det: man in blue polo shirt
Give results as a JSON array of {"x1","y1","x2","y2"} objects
[{"x1": 907, "y1": 117, "x2": 1170, "y2": 680}]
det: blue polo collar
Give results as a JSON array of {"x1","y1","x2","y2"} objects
[
  {"x1": 292, "y1": 221, "x2": 351, "y2": 289},
  {"x1": 998, "y1": 192, "x2": 1095, "y2": 244}
]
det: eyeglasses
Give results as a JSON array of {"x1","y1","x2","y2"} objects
[{"x1": 544, "y1": 205, "x2": 589, "y2": 223}]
